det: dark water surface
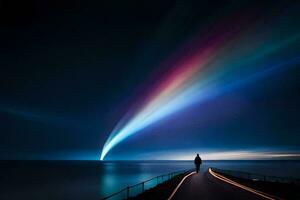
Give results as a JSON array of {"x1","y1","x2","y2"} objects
[{"x1": 0, "y1": 160, "x2": 299, "y2": 200}]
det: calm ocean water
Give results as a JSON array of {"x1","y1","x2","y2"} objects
[{"x1": 0, "y1": 160, "x2": 300, "y2": 200}]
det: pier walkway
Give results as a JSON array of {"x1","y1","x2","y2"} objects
[{"x1": 169, "y1": 169, "x2": 274, "y2": 200}]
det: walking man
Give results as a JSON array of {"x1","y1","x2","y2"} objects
[{"x1": 194, "y1": 154, "x2": 202, "y2": 173}]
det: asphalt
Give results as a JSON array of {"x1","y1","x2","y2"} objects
[{"x1": 171, "y1": 171, "x2": 263, "y2": 200}]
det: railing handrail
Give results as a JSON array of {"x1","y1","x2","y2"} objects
[
  {"x1": 101, "y1": 168, "x2": 192, "y2": 200},
  {"x1": 211, "y1": 167, "x2": 300, "y2": 183},
  {"x1": 102, "y1": 188, "x2": 128, "y2": 200}
]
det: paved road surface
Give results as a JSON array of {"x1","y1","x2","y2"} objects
[{"x1": 172, "y1": 171, "x2": 263, "y2": 200}]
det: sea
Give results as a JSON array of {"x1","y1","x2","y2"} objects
[{"x1": 0, "y1": 160, "x2": 300, "y2": 200}]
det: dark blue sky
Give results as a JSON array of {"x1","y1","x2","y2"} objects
[{"x1": 0, "y1": 0, "x2": 299, "y2": 160}]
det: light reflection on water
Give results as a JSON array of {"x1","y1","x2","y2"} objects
[{"x1": 99, "y1": 161, "x2": 193, "y2": 197}]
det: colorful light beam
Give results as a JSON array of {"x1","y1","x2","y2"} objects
[{"x1": 100, "y1": 13, "x2": 300, "y2": 160}]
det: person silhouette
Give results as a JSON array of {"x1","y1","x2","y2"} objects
[{"x1": 194, "y1": 154, "x2": 202, "y2": 173}]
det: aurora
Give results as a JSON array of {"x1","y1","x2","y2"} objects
[{"x1": 100, "y1": 11, "x2": 300, "y2": 160}]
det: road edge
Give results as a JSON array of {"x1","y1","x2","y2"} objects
[
  {"x1": 208, "y1": 168, "x2": 281, "y2": 200},
  {"x1": 167, "y1": 171, "x2": 196, "y2": 200}
]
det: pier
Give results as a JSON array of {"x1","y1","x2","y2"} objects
[
  {"x1": 169, "y1": 169, "x2": 275, "y2": 200},
  {"x1": 102, "y1": 167, "x2": 300, "y2": 200}
]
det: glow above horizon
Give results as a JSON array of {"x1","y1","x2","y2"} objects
[{"x1": 100, "y1": 13, "x2": 300, "y2": 160}]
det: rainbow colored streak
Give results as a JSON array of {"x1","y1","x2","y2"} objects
[{"x1": 100, "y1": 13, "x2": 300, "y2": 160}]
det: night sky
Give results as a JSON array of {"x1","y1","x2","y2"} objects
[{"x1": 1, "y1": 0, "x2": 300, "y2": 160}]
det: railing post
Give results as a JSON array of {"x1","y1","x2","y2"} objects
[
  {"x1": 142, "y1": 182, "x2": 144, "y2": 192},
  {"x1": 126, "y1": 186, "x2": 129, "y2": 199}
]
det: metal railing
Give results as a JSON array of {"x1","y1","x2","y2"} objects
[
  {"x1": 211, "y1": 168, "x2": 300, "y2": 185},
  {"x1": 101, "y1": 169, "x2": 191, "y2": 200}
]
